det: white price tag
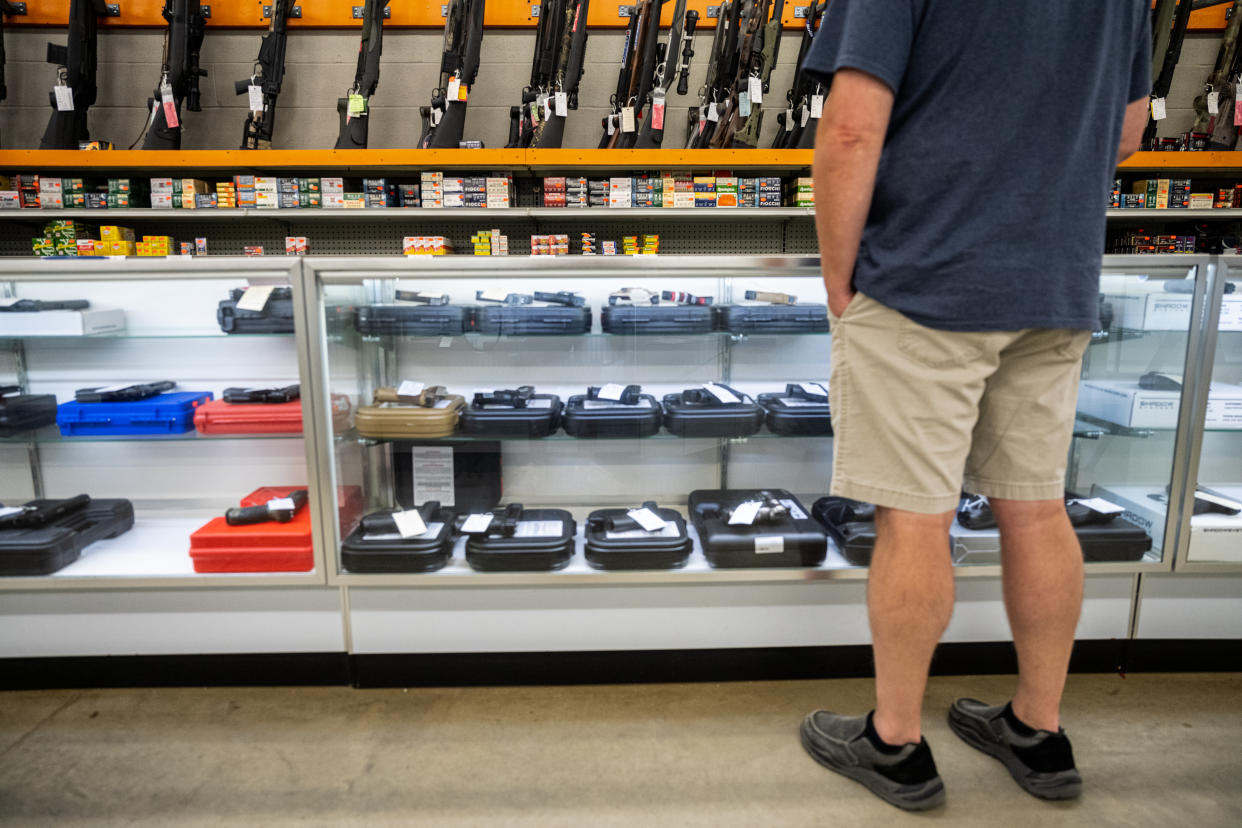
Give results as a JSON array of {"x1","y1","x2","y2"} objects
[
  {"x1": 514, "y1": 520, "x2": 565, "y2": 538},
  {"x1": 539, "y1": 94, "x2": 551, "y2": 122},
  {"x1": 785, "y1": 107, "x2": 794, "y2": 131},
  {"x1": 800, "y1": 106, "x2": 810, "y2": 127},
  {"x1": 0, "y1": 507, "x2": 26, "y2": 519},
  {"x1": 460, "y1": 513, "x2": 494, "y2": 534},
  {"x1": 392, "y1": 508, "x2": 429, "y2": 539},
  {"x1": 447, "y1": 76, "x2": 461, "y2": 101},
  {"x1": 235, "y1": 285, "x2": 275, "y2": 312},
  {"x1": 738, "y1": 91, "x2": 751, "y2": 117},
  {"x1": 160, "y1": 83, "x2": 179, "y2": 129},
  {"x1": 798, "y1": 382, "x2": 828, "y2": 396},
  {"x1": 54, "y1": 85, "x2": 74, "y2": 111},
  {"x1": 432, "y1": 398, "x2": 456, "y2": 409},
  {"x1": 248, "y1": 84, "x2": 264, "y2": 113},
  {"x1": 707, "y1": 101, "x2": 719, "y2": 122},
  {"x1": 621, "y1": 106, "x2": 636, "y2": 133},
  {"x1": 478, "y1": 288, "x2": 511, "y2": 302},
  {"x1": 431, "y1": 106, "x2": 443, "y2": 126},
  {"x1": 651, "y1": 91, "x2": 666, "y2": 130},
  {"x1": 582, "y1": 398, "x2": 654, "y2": 409},
  {"x1": 439, "y1": 336, "x2": 453, "y2": 348},
  {"x1": 555, "y1": 91, "x2": 568, "y2": 117},
  {"x1": 748, "y1": 75, "x2": 763, "y2": 104},
  {"x1": 1209, "y1": 90, "x2": 1221, "y2": 115},
  {"x1": 810, "y1": 94, "x2": 824, "y2": 119},
  {"x1": 754, "y1": 535, "x2": 785, "y2": 554},
  {"x1": 1073, "y1": 497, "x2": 1125, "y2": 515},
  {"x1": 397, "y1": 380, "x2": 426, "y2": 397},
  {"x1": 266, "y1": 497, "x2": 296, "y2": 511},
  {"x1": 627, "y1": 507, "x2": 668, "y2": 532},
  {"x1": 597, "y1": 383, "x2": 627, "y2": 401},
  {"x1": 729, "y1": 500, "x2": 762, "y2": 525},
  {"x1": 606, "y1": 113, "x2": 616, "y2": 135},
  {"x1": 702, "y1": 383, "x2": 741, "y2": 404},
  {"x1": 1151, "y1": 97, "x2": 1167, "y2": 121}
]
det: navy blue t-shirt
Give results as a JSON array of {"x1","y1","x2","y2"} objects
[{"x1": 804, "y1": 0, "x2": 1151, "y2": 331}]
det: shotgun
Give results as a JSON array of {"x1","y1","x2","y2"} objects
[
  {"x1": 335, "y1": 0, "x2": 390, "y2": 149},
  {"x1": 40, "y1": 0, "x2": 115, "y2": 150},
  {"x1": 141, "y1": 1, "x2": 208, "y2": 150}
]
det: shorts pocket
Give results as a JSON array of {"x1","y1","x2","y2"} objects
[{"x1": 896, "y1": 323, "x2": 985, "y2": 370}]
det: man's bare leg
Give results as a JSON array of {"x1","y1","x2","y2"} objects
[
  {"x1": 869, "y1": 506, "x2": 956, "y2": 745},
  {"x1": 990, "y1": 498, "x2": 1084, "y2": 732}
]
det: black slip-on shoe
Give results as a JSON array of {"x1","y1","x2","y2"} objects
[
  {"x1": 800, "y1": 711, "x2": 946, "y2": 811},
  {"x1": 948, "y1": 698, "x2": 1082, "y2": 800}
]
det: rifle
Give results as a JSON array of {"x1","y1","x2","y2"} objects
[
  {"x1": 335, "y1": 0, "x2": 389, "y2": 149},
  {"x1": 600, "y1": 5, "x2": 642, "y2": 146},
  {"x1": 732, "y1": 0, "x2": 784, "y2": 148},
  {"x1": 1192, "y1": 0, "x2": 1242, "y2": 149},
  {"x1": 774, "y1": 0, "x2": 825, "y2": 150},
  {"x1": 234, "y1": 0, "x2": 294, "y2": 150},
  {"x1": 614, "y1": 0, "x2": 665, "y2": 148},
  {"x1": 420, "y1": 0, "x2": 487, "y2": 149},
  {"x1": 635, "y1": 0, "x2": 697, "y2": 148},
  {"x1": 509, "y1": 0, "x2": 569, "y2": 148},
  {"x1": 1, "y1": 0, "x2": 26, "y2": 112},
  {"x1": 531, "y1": 0, "x2": 591, "y2": 149},
  {"x1": 40, "y1": 0, "x2": 116, "y2": 150},
  {"x1": 140, "y1": 1, "x2": 207, "y2": 150},
  {"x1": 708, "y1": 0, "x2": 771, "y2": 148},
  {"x1": 1144, "y1": 0, "x2": 1193, "y2": 149},
  {"x1": 687, "y1": 0, "x2": 735, "y2": 148}
]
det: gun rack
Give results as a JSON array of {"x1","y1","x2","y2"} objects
[{"x1": 6, "y1": 0, "x2": 1230, "y2": 30}]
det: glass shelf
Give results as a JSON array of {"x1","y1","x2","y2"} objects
[
  {"x1": 345, "y1": 331, "x2": 833, "y2": 344},
  {"x1": 0, "y1": 331, "x2": 294, "y2": 341},
  {"x1": 350, "y1": 429, "x2": 832, "y2": 447},
  {"x1": 0, "y1": 426, "x2": 308, "y2": 445}
]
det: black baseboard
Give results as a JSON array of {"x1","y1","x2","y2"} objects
[
  {"x1": 1, "y1": 639, "x2": 1234, "y2": 691},
  {"x1": 0, "y1": 653, "x2": 350, "y2": 691}
]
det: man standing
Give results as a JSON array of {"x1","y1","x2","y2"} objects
[{"x1": 797, "y1": 0, "x2": 1151, "y2": 812}]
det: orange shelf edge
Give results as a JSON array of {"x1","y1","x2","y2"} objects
[{"x1": 1118, "y1": 151, "x2": 1242, "y2": 171}]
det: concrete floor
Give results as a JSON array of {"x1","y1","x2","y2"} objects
[{"x1": 0, "y1": 673, "x2": 1238, "y2": 827}]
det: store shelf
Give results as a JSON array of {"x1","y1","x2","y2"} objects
[
  {"x1": 1106, "y1": 208, "x2": 1242, "y2": 220},
  {"x1": 0, "y1": 426, "x2": 307, "y2": 445},
  {"x1": 0, "y1": 515, "x2": 322, "y2": 591},
  {"x1": 2, "y1": 207, "x2": 818, "y2": 223},
  {"x1": 352, "y1": 429, "x2": 832, "y2": 447},
  {"x1": 1117, "y1": 152, "x2": 1242, "y2": 172},
  {"x1": 0, "y1": 330, "x2": 292, "y2": 340},
  {"x1": 351, "y1": 330, "x2": 830, "y2": 343}
]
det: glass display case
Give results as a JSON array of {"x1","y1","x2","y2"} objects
[
  {"x1": 304, "y1": 254, "x2": 1213, "y2": 585},
  {"x1": 1176, "y1": 259, "x2": 1242, "y2": 570},
  {"x1": 0, "y1": 258, "x2": 324, "y2": 588}
]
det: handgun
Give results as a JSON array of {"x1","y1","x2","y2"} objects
[
  {"x1": 223, "y1": 385, "x2": 300, "y2": 404},
  {"x1": 74, "y1": 381, "x2": 177, "y2": 403},
  {"x1": 225, "y1": 489, "x2": 309, "y2": 525},
  {"x1": 395, "y1": 290, "x2": 450, "y2": 306},
  {"x1": 361, "y1": 501, "x2": 443, "y2": 535},
  {"x1": 533, "y1": 291, "x2": 586, "y2": 307},
  {"x1": 785, "y1": 382, "x2": 828, "y2": 402},
  {"x1": 0, "y1": 494, "x2": 91, "y2": 529},
  {"x1": 744, "y1": 290, "x2": 796, "y2": 305},
  {"x1": 587, "y1": 384, "x2": 643, "y2": 405},
  {"x1": 473, "y1": 386, "x2": 535, "y2": 408},
  {"x1": 0, "y1": 299, "x2": 90, "y2": 312}
]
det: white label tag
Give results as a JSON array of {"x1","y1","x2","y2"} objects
[
  {"x1": 621, "y1": 106, "x2": 636, "y2": 133},
  {"x1": 1209, "y1": 90, "x2": 1221, "y2": 115},
  {"x1": 440, "y1": 336, "x2": 453, "y2": 348},
  {"x1": 514, "y1": 520, "x2": 565, "y2": 538},
  {"x1": 702, "y1": 383, "x2": 741, "y2": 404},
  {"x1": 541, "y1": 94, "x2": 552, "y2": 122},
  {"x1": 606, "y1": 113, "x2": 616, "y2": 135},
  {"x1": 800, "y1": 106, "x2": 810, "y2": 127},
  {"x1": 1073, "y1": 497, "x2": 1125, "y2": 515},
  {"x1": 397, "y1": 380, "x2": 426, "y2": 397},
  {"x1": 478, "y1": 288, "x2": 510, "y2": 303},
  {"x1": 582, "y1": 398, "x2": 653, "y2": 409},
  {"x1": 607, "y1": 525, "x2": 681, "y2": 539},
  {"x1": 236, "y1": 285, "x2": 275, "y2": 312},
  {"x1": 248, "y1": 84, "x2": 264, "y2": 113},
  {"x1": 460, "y1": 513, "x2": 494, "y2": 534},
  {"x1": 785, "y1": 107, "x2": 794, "y2": 131},
  {"x1": 810, "y1": 94, "x2": 824, "y2": 119},
  {"x1": 778, "y1": 399, "x2": 828, "y2": 408},
  {"x1": 160, "y1": 83, "x2": 179, "y2": 129},
  {"x1": 748, "y1": 75, "x2": 763, "y2": 104},
  {"x1": 738, "y1": 91, "x2": 751, "y2": 117},
  {"x1": 447, "y1": 77, "x2": 461, "y2": 101},
  {"x1": 392, "y1": 508, "x2": 429, "y2": 539},
  {"x1": 266, "y1": 497, "x2": 296, "y2": 511},
  {"x1": 627, "y1": 507, "x2": 668, "y2": 532},
  {"x1": 412, "y1": 445, "x2": 455, "y2": 507},
  {"x1": 366, "y1": 522, "x2": 443, "y2": 542},
  {"x1": 432, "y1": 398, "x2": 456, "y2": 409},
  {"x1": 0, "y1": 506, "x2": 26, "y2": 519},
  {"x1": 754, "y1": 535, "x2": 785, "y2": 554},
  {"x1": 598, "y1": 383, "x2": 627, "y2": 401},
  {"x1": 54, "y1": 85, "x2": 74, "y2": 111},
  {"x1": 1151, "y1": 97, "x2": 1167, "y2": 121},
  {"x1": 707, "y1": 101, "x2": 719, "y2": 122},
  {"x1": 1235, "y1": 83, "x2": 1242, "y2": 103},
  {"x1": 431, "y1": 107, "x2": 443, "y2": 126},
  {"x1": 651, "y1": 91, "x2": 666, "y2": 130},
  {"x1": 798, "y1": 382, "x2": 828, "y2": 396},
  {"x1": 729, "y1": 501, "x2": 762, "y2": 525},
  {"x1": 555, "y1": 91, "x2": 568, "y2": 117}
]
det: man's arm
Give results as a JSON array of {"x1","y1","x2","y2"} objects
[
  {"x1": 813, "y1": 68, "x2": 895, "y2": 317},
  {"x1": 1117, "y1": 98, "x2": 1149, "y2": 165}
]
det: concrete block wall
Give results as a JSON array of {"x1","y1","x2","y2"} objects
[{"x1": 0, "y1": 27, "x2": 1227, "y2": 151}]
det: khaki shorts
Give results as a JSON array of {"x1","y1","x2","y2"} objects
[{"x1": 827, "y1": 292, "x2": 1091, "y2": 514}]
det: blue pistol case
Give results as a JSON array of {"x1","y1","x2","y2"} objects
[{"x1": 56, "y1": 391, "x2": 214, "y2": 436}]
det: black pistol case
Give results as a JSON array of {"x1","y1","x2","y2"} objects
[
  {"x1": 341, "y1": 503, "x2": 456, "y2": 573},
  {"x1": 757, "y1": 391, "x2": 833, "y2": 436},
  {"x1": 463, "y1": 507, "x2": 576, "y2": 572},
  {"x1": 688, "y1": 489, "x2": 827, "y2": 568},
  {"x1": 0, "y1": 390, "x2": 59, "y2": 437},
  {"x1": 661, "y1": 386, "x2": 764, "y2": 438},
  {"x1": 0, "y1": 497, "x2": 135, "y2": 575},
  {"x1": 217, "y1": 287, "x2": 297, "y2": 334},
  {"x1": 712, "y1": 304, "x2": 831, "y2": 334},
  {"x1": 474, "y1": 305, "x2": 592, "y2": 335},
  {"x1": 601, "y1": 305, "x2": 714, "y2": 334},
  {"x1": 353, "y1": 304, "x2": 474, "y2": 336},
  {"x1": 562, "y1": 393, "x2": 663, "y2": 438},
  {"x1": 459, "y1": 394, "x2": 563, "y2": 438},
  {"x1": 584, "y1": 506, "x2": 693, "y2": 570}
]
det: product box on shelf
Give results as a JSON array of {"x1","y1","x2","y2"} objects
[
  {"x1": 1094, "y1": 484, "x2": 1242, "y2": 564},
  {"x1": 0, "y1": 307, "x2": 125, "y2": 336},
  {"x1": 217, "y1": 286, "x2": 296, "y2": 334},
  {"x1": 0, "y1": 389, "x2": 59, "y2": 437},
  {"x1": 1103, "y1": 288, "x2": 1242, "y2": 331},
  {"x1": 1077, "y1": 380, "x2": 1242, "y2": 430},
  {"x1": 459, "y1": 391, "x2": 563, "y2": 438}
]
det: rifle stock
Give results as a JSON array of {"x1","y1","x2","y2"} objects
[
  {"x1": 39, "y1": 0, "x2": 102, "y2": 150},
  {"x1": 1192, "y1": 0, "x2": 1242, "y2": 147},
  {"x1": 334, "y1": 0, "x2": 388, "y2": 150},
  {"x1": 142, "y1": 1, "x2": 208, "y2": 151},
  {"x1": 236, "y1": 0, "x2": 293, "y2": 149},
  {"x1": 425, "y1": 0, "x2": 486, "y2": 148}
]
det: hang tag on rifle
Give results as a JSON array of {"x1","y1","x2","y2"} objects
[
  {"x1": 748, "y1": 75, "x2": 763, "y2": 105},
  {"x1": 541, "y1": 94, "x2": 551, "y2": 123},
  {"x1": 392, "y1": 508, "x2": 429, "y2": 539},
  {"x1": 1235, "y1": 96, "x2": 1242, "y2": 127},
  {"x1": 606, "y1": 113, "x2": 616, "y2": 135},
  {"x1": 160, "y1": 83, "x2": 180, "y2": 129},
  {"x1": 800, "y1": 106, "x2": 810, "y2": 128},
  {"x1": 554, "y1": 91, "x2": 568, "y2": 117},
  {"x1": 738, "y1": 91, "x2": 751, "y2": 117},
  {"x1": 707, "y1": 101, "x2": 719, "y2": 122},
  {"x1": 530, "y1": 100, "x2": 541, "y2": 126},
  {"x1": 621, "y1": 106, "x2": 636, "y2": 133},
  {"x1": 785, "y1": 107, "x2": 794, "y2": 131},
  {"x1": 348, "y1": 94, "x2": 367, "y2": 117},
  {"x1": 447, "y1": 76, "x2": 461, "y2": 101},
  {"x1": 1150, "y1": 97, "x2": 1167, "y2": 121},
  {"x1": 431, "y1": 107, "x2": 443, "y2": 126},
  {"x1": 248, "y1": 84, "x2": 264, "y2": 113},
  {"x1": 810, "y1": 94, "x2": 824, "y2": 119},
  {"x1": 54, "y1": 85, "x2": 74, "y2": 112},
  {"x1": 1208, "y1": 90, "x2": 1220, "y2": 115},
  {"x1": 651, "y1": 90, "x2": 666, "y2": 130}
]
